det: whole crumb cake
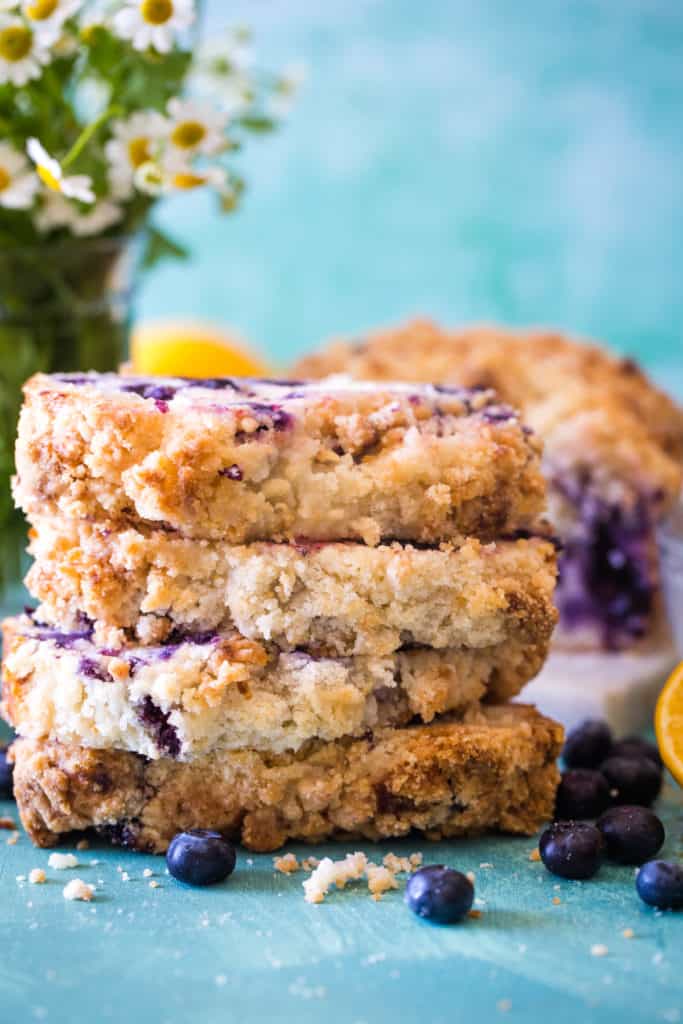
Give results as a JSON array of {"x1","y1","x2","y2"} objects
[
  {"x1": 13, "y1": 372, "x2": 546, "y2": 547},
  {"x1": 294, "y1": 321, "x2": 683, "y2": 649},
  {"x1": 10, "y1": 704, "x2": 563, "y2": 852},
  {"x1": 26, "y1": 520, "x2": 558, "y2": 654},
  {"x1": 2, "y1": 614, "x2": 545, "y2": 759}
]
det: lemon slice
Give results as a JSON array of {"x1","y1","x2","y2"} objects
[
  {"x1": 131, "y1": 320, "x2": 270, "y2": 378},
  {"x1": 655, "y1": 661, "x2": 683, "y2": 786}
]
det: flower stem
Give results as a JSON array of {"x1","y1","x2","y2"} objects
[{"x1": 62, "y1": 105, "x2": 123, "y2": 170}]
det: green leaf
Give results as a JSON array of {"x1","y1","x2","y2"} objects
[{"x1": 140, "y1": 227, "x2": 190, "y2": 271}]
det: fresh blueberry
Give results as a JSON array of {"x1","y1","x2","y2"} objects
[
  {"x1": 405, "y1": 865, "x2": 474, "y2": 924},
  {"x1": 539, "y1": 821, "x2": 603, "y2": 880},
  {"x1": 636, "y1": 860, "x2": 683, "y2": 910},
  {"x1": 166, "y1": 829, "x2": 236, "y2": 886},
  {"x1": 555, "y1": 769, "x2": 610, "y2": 819},
  {"x1": 0, "y1": 747, "x2": 13, "y2": 799},
  {"x1": 562, "y1": 719, "x2": 613, "y2": 769},
  {"x1": 610, "y1": 736, "x2": 662, "y2": 769},
  {"x1": 596, "y1": 806, "x2": 665, "y2": 865},
  {"x1": 600, "y1": 755, "x2": 661, "y2": 807}
]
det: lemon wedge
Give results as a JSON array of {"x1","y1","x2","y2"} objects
[
  {"x1": 655, "y1": 661, "x2": 683, "y2": 786},
  {"x1": 131, "y1": 320, "x2": 270, "y2": 378}
]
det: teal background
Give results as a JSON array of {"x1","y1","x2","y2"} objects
[
  {"x1": 139, "y1": 0, "x2": 683, "y2": 379},
  {"x1": 3, "y1": 5, "x2": 683, "y2": 1023}
]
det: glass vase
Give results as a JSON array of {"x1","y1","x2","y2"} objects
[{"x1": 0, "y1": 236, "x2": 138, "y2": 611}]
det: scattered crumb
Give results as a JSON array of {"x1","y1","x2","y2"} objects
[
  {"x1": 497, "y1": 999, "x2": 512, "y2": 1013},
  {"x1": 143, "y1": 868, "x2": 153, "y2": 878},
  {"x1": 48, "y1": 852, "x2": 78, "y2": 870},
  {"x1": 0, "y1": 816, "x2": 16, "y2": 829},
  {"x1": 382, "y1": 852, "x2": 422, "y2": 874},
  {"x1": 301, "y1": 857, "x2": 320, "y2": 871},
  {"x1": 591, "y1": 945, "x2": 609, "y2": 958},
  {"x1": 149, "y1": 880, "x2": 160, "y2": 889},
  {"x1": 622, "y1": 928, "x2": 634, "y2": 939},
  {"x1": 303, "y1": 852, "x2": 368, "y2": 904},
  {"x1": 63, "y1": 879, "x2": 94, "y2": 902},
  {"x1": 16, "y1": 874, "x2": 26, "y2": 883},
  {"x1": 653, "y1": 952, "x2": 664, "y2": 966},
  {"x1": 529, "y1": 849, "x2": 541, "y2": 862},
  {"x1": 367, "y1": 864, "x2": 399, "y2": 901},
  {"x1": 468, "y1": 909, "x2": 483, "y2": 920},
  {"x1": 29, "y1": 869, "x2": 46, "y2": 885},
  {"x1": 552, "y1": 897, "x2": 562, "y2": 906},
  {"x1": 479, "y1": 862, "x2": 493, "y2": 869},
  {"x1": 246, "y1": 858, "x2": 253, "y2": 866},
  {"x1": 121, "y1": 871, "x2": 130, "y2": 882},
  {"x1": 90, "y1": 859, "x2": 100, "y2": 866},
  {"x1": 76, "y1": 839, "x2": 89, "y2": 851},
  {"x1": 215, "y1": 974, "x2": 227, "y2": 987},
  {"x1": 6, "y1": 831, "x2": 19, "y2": 845},
  {"x1": 274, "y1": 853, "x2": 300, "y2": 874}
]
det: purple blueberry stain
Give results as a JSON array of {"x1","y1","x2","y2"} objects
[
  {"x1": 78, "y1": 657, "x2": 112, "y2": 682},
  {"x1": 219, "y1": 464, "x2": 243, "y2": 480},
  {"x1": 136, "y1": 696, "x2": 181, "y2": 758}
]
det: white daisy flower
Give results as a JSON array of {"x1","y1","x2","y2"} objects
[
  {"x1": 168, "y1": 164, "x2": 226, "y2": 192},
  {"x1": 0, "y1": 14, "x2": 50, "y2": 85},
  {"x1": 105, "y1": 110, "x2": 167, "y2": 199},
  {"x1": 165, "y1": 98, "x2": 229, "y2": 159},
  {"x1": 191, "y1": 30, "x2": 254, "y2": 112},
  {"x1": 268, "y1": 62, "x2": 307, "y2": 118},
  {"x1": 27, "y1": 137, "x2": 95, "y2": 203},
  {"x1": 0, "y1": 141, "x2": 40, "y2": 209},
  {"x1": 0, "y1": 2, "x2": 20, "y2": 11},
  {"x1": 69, "y1": 199, "x2": 122, "y2": 236},
  {"x1": 113, "y1": 0, "x2": 195, "y2": 55},
  {"x1": 22, "y1": 0, "x2": 83, "y2": 43},
  {"x1": 133, "y1": 158, "x2": 165, "y2": 196}
]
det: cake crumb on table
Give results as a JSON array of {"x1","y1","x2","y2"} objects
[
  {"x1": 0, "y1": 816, "x2": 16, "y2": 829},
  {"x1": 303, "y1": 853, "x2": 368, "y2": 904},
  {"x1": 6, "y1": 831, "x2": 19, "y2": 845},
  {"x1": 274, "y1": 853, "x2": 300, "y2": 874},
  {"x1": 63, "y1": 879, "x2": 94, "y2": 902},
  {"x1": 497, "y1": 999, "x2": 512, "y2": 1013},
  {"x1": 301, "y1": 857, "x2": 320, "y2": 872},
  {"x1": 143, "y1": 868, "x2": 153, "y2": 878},
  {"x1": 366, "y1": 865, "x2": 399, "y2": 900},
  {"x1": 48, "y1": 852, "x2": 78, "y2": 870},
  {"x1": 622, "y1": 928, "x2": 635, "y2": 939},
  {"x1": 16, "y1": 874, "x2": 26, "y2": 883},
  {"x1": 591, "y1": 944, "x2": 609, "y2": 958},
  {"x1": 552, "y1": 896, "x2": 562, "y2": 905},
  {"x1": 29, "y1": 868, "x2": 46, "y2": 884},
  {"x1": 468, "y1": 910, "x2": 483, "y2": 920},
  {"x1": 382, "y1": 852, "x2": 422, "y2": 874},
  {"x1": 149, "y1": 880, "x2": 160, "y2": 889},
  {"x1": 529, "y1": 849, "x2": 541, "y2": 862}
]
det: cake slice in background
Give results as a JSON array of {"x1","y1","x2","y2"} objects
[{"x1": 294, "y1": 321, "x2": 683, "y2": 730}]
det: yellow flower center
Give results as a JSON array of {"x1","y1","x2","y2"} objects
[
  {"x1": 37, "y1": 164, "x2": 61, "y2": 192},
  {"x1": 128, "y1": 137, "x2": 151, "y2": 168},
  {"x1": 26, "y1": 0, "x2": 59, "y2": 21},
  {"x1": 0, "y1": 166, "x2": 10, "y2": 192},
  {"x1": 170, "y1": 121, "x2": 206, "y2": 149},
  {"x1": 0, "y1": 25, "x2": 33, "y2": 62},
  {"x1": 140, "y1": 0, "x2": 173, "y2": 25},
  {"x1": 172, "y1": 172, "x2": 207, "y2": 190}
]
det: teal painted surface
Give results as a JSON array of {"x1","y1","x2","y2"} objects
[
  {"x1": 3, "y1": 5, "x2": 683, "y2": 1021},
  {"x1": 0, "y1": 782, "x2": 682, "y2": 1024},
  {"x1": 138, "y1": 0, "x2": 683, "y2": 373}
]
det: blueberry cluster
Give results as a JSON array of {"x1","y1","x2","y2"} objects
[{"x1": 538, "y1": 719, "x2": 682, "y2": 911}]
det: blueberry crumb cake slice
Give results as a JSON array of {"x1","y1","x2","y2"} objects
[{"x1": 295, "y1": 320, "x2": 683, "y2": 651}]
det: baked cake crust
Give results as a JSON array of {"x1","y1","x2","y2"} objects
[
  {"x1": 293, "y1": 318, "x2": 683, "y2": 505},
  {"x1": 13, "y1": 372, "x2": 546, "y2": 546},
  {"x1": 26, "y1": 520, "x2": 558, "y2": 654},
  {"x1": 2, "y1": 615, "x2": 547, "y2": 758},
  {"x1": 10, "y1": 704, "x2": 563, "y2": 852}
]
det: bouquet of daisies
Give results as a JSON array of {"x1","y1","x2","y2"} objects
[
  {"x1": 0, "y1": 0, "x2": 300, "y2": 577},
  {"x1": 0, "y1": 0, "x2": 298, "y2": 249}
]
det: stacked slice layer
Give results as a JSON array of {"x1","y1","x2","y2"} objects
[
  {"x1": 10, "y1": 704, "x2": 562, "y2": 852},
  {"x1": 13, "y1": 373, "x2": 546, "y2": 545}
]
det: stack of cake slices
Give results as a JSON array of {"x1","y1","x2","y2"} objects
[{"x1": 3, "y1": 372, "x2": 562, "y2": 853}]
